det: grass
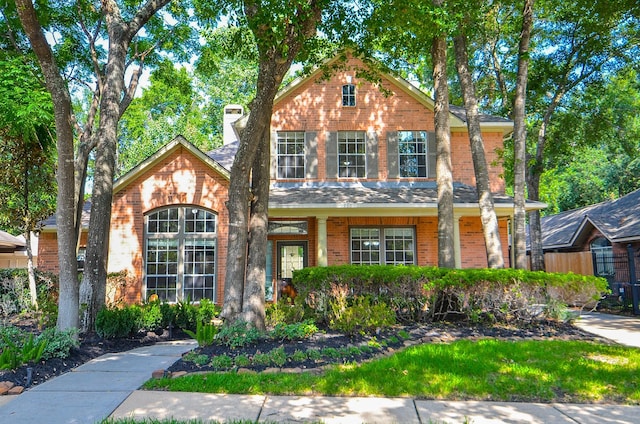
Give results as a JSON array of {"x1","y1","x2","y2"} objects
[{"x1": 144, "y1": 339, "x2": 640, "y2": 404}]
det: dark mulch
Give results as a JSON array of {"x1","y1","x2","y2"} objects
[
  {"x1": 167, "y1": 320, "x2": 610, "y2": 375},
  {"x1": 0, "y1": 318, "x2": 189, "y2": 390},
  {"x1": 1, "y1": 318, "x2": 610, "y2": 391}
]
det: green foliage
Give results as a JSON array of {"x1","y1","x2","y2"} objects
[
  {"x1": 196, "y1": 298, "x2": 220, "y2": 324},
  {"x1": 293, "y1": 265, "x2": 608, "y2": 324},
  {"x1": 265, "y1": 299, "x2": 307, "y2": 326},
  {"x1": 95, "y1": 306, "x2": 142, "y2": 339},
  {"x1": 210, "y1": 354, "x2": 233, "y2": 370},
  {"x1": 0, "y1": 269, "x2": 58, "y2": 319},
  {"x1": 268, "y1": 347, "x2": 287, "y2": 367},
  {"x1": 183, "y1": 321, "x2": 218, "y2": 347},
  {"x1": 0, "y1": 332, "x2": 47, "y2": 370},
  {"x1": 138, "y1": 301, "x2": 164, "y2": 332},
  {"x1": 269, "y1": 320, "x2": 318, "y2": 341},
  {"x1": 234, "y1": 354, "x2": 251, "y2": 367},
  {"x1": 329, "y1": 296, "x2": 396, "y2": 336},
  {"x1": 36, "y1": 327, "x2": 79, "y2": 360},
  {"x1": 182, "y1": 352, "x2": 210, "y2": 366},
  {"x1": 216, "y1": 321, "x2": 262, "y2": 349},
  {"x1": 174, "y1": 299, "x2": 199, "y2": 332}
]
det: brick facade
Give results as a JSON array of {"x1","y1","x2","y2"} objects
[{"x1": 38, "y1": 54, "x2": 515, "y2": 306}]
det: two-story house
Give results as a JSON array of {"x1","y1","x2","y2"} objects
[{"x1": 38, "y1": 54, "x2": 543, "y2": 304}]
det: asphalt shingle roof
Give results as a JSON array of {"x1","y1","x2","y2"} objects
[{"x1": 540, "y1": 189, "x2": 640, "y2": 249}]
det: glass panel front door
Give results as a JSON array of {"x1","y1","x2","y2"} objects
[{"x1": 277, "y1": 242, "x2": 307, "y2": 280}]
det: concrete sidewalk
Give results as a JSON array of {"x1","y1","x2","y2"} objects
[
  {"x1": 0, "y1": 340, "x2": 197, "y2": 424},
  {"x1": 1, "y1": 312, "x2": 639, "y2": 423},
  {"x1": 111, "y1": 391, "x2": 640, "y2": 423},
  {"x1": 574, "y1": 311, "x2": 640, "y2": 348}
]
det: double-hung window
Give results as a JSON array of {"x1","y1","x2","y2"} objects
[
  {"x1": 350, "y1": 227, "x2": 415, "y2": 265},
  {"x1": 338, "y1": 131, "x2": 366, "y2": 178},
  {"x1": 145, "y1": 207, "x2": 217, "y2": 302},
  {"x1": 276, "y1": 131, "x2": 305, "y2": 179},
  {"x1": 398, "y1": 130, "x2": 428, "y2": 177},
  {"x1": 342, "y1": 84, "x2": 356, "y2": 106}
]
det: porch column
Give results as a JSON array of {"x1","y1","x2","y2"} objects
[
  {"x1": 454, "y1": 213, "x2": 462, "y2": 268},
  {"x1": 317, "y1": 216, "x2": 328, "y2": 267}
]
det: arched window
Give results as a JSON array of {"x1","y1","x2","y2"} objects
[
  {"x1": 590, "y1": 237, "x2": 614, "y2": 276},
  {"x1": 145, "y1": 207, "x2": 217, "y2": 302}
]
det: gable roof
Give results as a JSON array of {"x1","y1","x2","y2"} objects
[
  {"x1": 0, "y1": 230, "x2": 25, "y2": 249},
  {"x1": 540, "y1": 189, "x2": 640, "y2": 250},
  {"x1": 113, "y1": 135, "x2": 230, "y2": 195},
  {"x1": 274, "y1": 53, "x2": 513, "y2": 134}
]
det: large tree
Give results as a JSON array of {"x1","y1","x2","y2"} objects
[
  {"x1": 453, "y1": 23, "x2": 504, "y2": 268},
  {"x1": 525, "y1": 0, "x2": 638, "y2": 270},
  {"x1": 14, "y1": 0, "x2": 193, "y2": 332},
  {"x1": 0, "y1": 54, "x2": 56, "y2": 307},
  {"x1": 215, "y1": 0, "x2": 330, "y2": 328}
]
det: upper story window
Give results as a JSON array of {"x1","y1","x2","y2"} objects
[
  {"x1": 338, "y1": 131, "x2": 366, "y2": 178},
  {"x1": 276, "y1": 131, "x2": 305, "y2": 179},
  {"x1": 342, "y1": 84, "x2": 356, "y2": 107},
  {"x1": 398, "y1": 130, "x2": 428, "y2": 177}
]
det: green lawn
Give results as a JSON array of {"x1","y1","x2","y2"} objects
[{"x1": 144, "y1": 339, "x2": 640, "y2": 404}]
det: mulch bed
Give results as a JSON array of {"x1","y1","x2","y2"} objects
[{"x1": 1, "y1": 319, "x2": 611, "y2": 390}]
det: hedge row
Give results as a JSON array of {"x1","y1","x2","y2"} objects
[{"x1": 292, "y1": 265, "x2": 608, "y2": 323}]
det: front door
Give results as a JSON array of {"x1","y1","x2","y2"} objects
[{"x1": 276, "y1": 241, "x2": 308, "y2": 292}]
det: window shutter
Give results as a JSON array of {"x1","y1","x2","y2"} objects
[
  {"x1": 427, "y1": 131, "x2": 437, "y2": 178},
  {"x1": 305, "y1": 131, "x2": 318, "y2": 179},
  {"x1": 325, "y1": 131, "x2": 338, "y2": 179},
  {"x1": 366, "y1": 130, "x2": 379, "y2": 179},
  {"x1": 387, "y1": 131, "x2": 399, "y2": 178},
  {"x1": 270, "y1": 130, "x2": 278, "y2": 179}
]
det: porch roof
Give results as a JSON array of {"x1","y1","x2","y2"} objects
[{"x1": 268, "y1": 182, "x2": 545, "y2": 217}]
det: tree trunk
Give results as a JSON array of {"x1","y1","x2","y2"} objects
[
  {"x1": 15, "y1": 0, "x2": 79, "y2": 331},
  {"x1": 24, "y1": 231, "x2": 38, "y2": 308},
  {"x1": 222, "y1": 61, "x2": 284, "y2": 323},
  {"x1": 241, "y1": 129, "x2": 270, "y2": 331},
  {"x1": 431, "y1": 10, "x2": 456, "y2": 269},
  {"x1": 453, "y1": 33, "x2": 504, "y2": 268},
  {"x1": 512, "y1": 0, "x2": 534, "y2": 269},
  {"x1": 222, "y1": 1, "x2": 322, "y2": 325}
]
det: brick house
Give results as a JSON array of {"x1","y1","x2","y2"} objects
[{"x1": 38, "y1": 54, "x2": 543, "y2": 304}]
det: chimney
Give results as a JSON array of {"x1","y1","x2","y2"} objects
[{"x1": 223, "y1": 104, "x2": 243, "y2": 145}]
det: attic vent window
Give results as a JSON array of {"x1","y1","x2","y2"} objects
[{"x1": 342, "y1": 84, "x2": 356, "y2": 107}]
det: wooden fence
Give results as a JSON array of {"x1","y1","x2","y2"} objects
[{"x1": 532, "y1": 251, "x2": 594, "y2": 276}]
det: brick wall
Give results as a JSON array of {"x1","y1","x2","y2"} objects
[
  {"x1": 272, "y1": 57, "x2": 507, "y2": 192},
  {"x1": 110, "y1": 146, "x2": 230, "y2": 304}
]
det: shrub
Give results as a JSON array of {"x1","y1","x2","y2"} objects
[
  {"x1": 36, "y1": 327, "x2": 79, "y2": 360},
  {"x1": 174, "y1": 299, "x2": 198, "y2": 332},
  {"x1": 329, "y1": 296, "x2": 396, "y2": 335},
  {"x1": 210, "y1": 354, "x2": 233, "y2": 370},
  {"x1": 196, "y1": 298, "x2": 220, "y2": 324},
  {"x1": 138, "y1": 301, "x2": 163, "y2": 332},
  {"x1": 0, "y1": 269, "x2": 58, "y2": 319},
  {"x1": 293, "y1": 265, "x2": 608, "y2": 324},
  {"x1": 265, "y1": 299, "x2": 307, "y2": 326},
  {"x1": 216, "y1": 321, "x2": 262, "y2": 349},
  {"x1": 269, "y1": 320, "x2": 318, "y2": 341},
  {"x1": 95, "y1": 305, "x2": 141, "y2": 338}
]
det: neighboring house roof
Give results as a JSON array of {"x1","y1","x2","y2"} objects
[
  {"x1": 274, "y1": 53, "x2": 513, "y2": 134},
  {"x1": 540, "y1": 189, "x2": 640, "y2": 250},
  {"x1": 0, "y1": 230, "x2": 25, "y2": 251}
]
